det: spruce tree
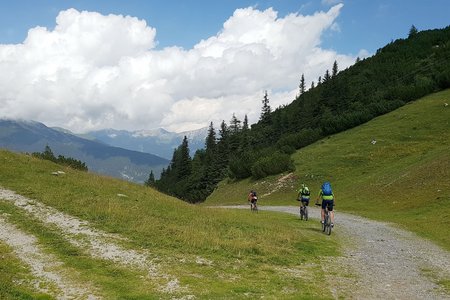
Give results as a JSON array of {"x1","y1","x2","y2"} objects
[
  {"x1": 260, "y1": 90, "x2": 271, "y2": 123},
  {"x1": 145, "y1": 170, "x2": 155, "y2": 186},
  {"x1": 43, "y1": 145, "x2": 56, "y2": 162},
  {"x1": 332, "y1": 60, "x2": 339, "y2": 77},
  {"x1": 323, "y1": 70, "x2": 331, "y2": 82},
  {"x1": 205, "y1": 122, "x2": 216, "y2": 164},
  {"x1": 229, "y1": 113, "x2": 241, "y2": 134},
  {"x1": 299, "y1": 74, "x2": 306, "y2": 95},
  {"x1": 409, "y1": 25, "x2": 418, "y2": 37},
  {"x1": 216, "y1": 120, "x2": 230, "y2": 174},
  {"x1": 242, "y1": 114, "x2": 249, "y2": 131},
  {"x1": 177, "y1": 136, "x2": 192, "y2": 179}
]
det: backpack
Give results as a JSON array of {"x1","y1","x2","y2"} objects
[{"x1": 322, "y1": 182, "x2": 332, "y2": 196}]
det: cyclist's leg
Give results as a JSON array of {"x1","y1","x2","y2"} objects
[
  {"x1": 328, "y1": 200, "x2": 335, "y2": 225},
  {"x1": 321, "y1": 200, "x2": 327, "y2": 223}
]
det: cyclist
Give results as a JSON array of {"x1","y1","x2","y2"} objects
[
  {"x1": 297, "y1": 183, "x2": 310, "y2": 209},
  {"x1": 316, "y1": 181, "x2": 335, "y2": 227},
  {"x1": 247, "y1": 190, "x2": 258, "y2": 209}
]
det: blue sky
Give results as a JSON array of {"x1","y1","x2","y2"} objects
[
  {"x1": 1, "y1": 0, "x2": 448, "y2": 54},
  {"x1": 0, "y1": 0, "x2": 448, "y2": 132}
]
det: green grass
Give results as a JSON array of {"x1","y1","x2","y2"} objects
[
  {"x1": 207, "y1": 89, "x2": 450, "y2": 250},
  {"x1": 0, "y1": 149, "x2": 340, "y2": 298},
  {"x1": 0, "y1": 242, "x2": 53, "y2": 300}
]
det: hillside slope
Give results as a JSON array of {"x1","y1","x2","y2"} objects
[
  {"x1": 207, "y1": 89, "x2": 450, "y2": 249},
  {"x1": 0, "y1": 150, "x2": 339, "y2": 298}
]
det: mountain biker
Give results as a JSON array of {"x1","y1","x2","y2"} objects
[
  {"x1": 316, "y1": 181, "x2": 335, "y2": 227},
  {"x1": 297, "y1": 183, "x2": 310, "y2": 208},
  {"x1": 248, "y1": 190, "x2": 258, "y2": 208}
]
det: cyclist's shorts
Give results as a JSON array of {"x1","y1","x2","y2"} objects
[
  {"x1": 301, "y1": 199, "x2": 310, "y2": 206},
  {"x1": 250, "y1": 198, "x2": 257, "y2": 204},
  {"x1": 321, "y1": 200, "x2": 334, "y2": 211}
]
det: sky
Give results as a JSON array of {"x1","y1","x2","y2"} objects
[{"x1": 0, "y1": 0, "x2": 448, "y2": 133}]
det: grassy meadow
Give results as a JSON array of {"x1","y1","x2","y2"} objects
[
  {"x1": 0, "y1": 149, "x2": 339, "y2": 299},
  {"x1": 207, "y1": 89, "x2": 450, "y2": 250}
]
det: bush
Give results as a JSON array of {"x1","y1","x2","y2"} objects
[
  {"x1": 228, "y1": 151, "x2": 256, "y2": 179},
  {"x1": 276, "y1": 128, "x2": 322, "y2": 150},
  {"x1": 251, "y1": 152, "x2": 295, "y2": 179}
]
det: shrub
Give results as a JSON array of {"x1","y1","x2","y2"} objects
[{"x1": 251, "y1": 152, "x2": 295, "y2": 179}]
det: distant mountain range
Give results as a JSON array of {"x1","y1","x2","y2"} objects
[
  {"x1": 0, "y1": 119, "x2": 170, "y2": 183},
  {"x1": 81, "y1": 127, "x2": 208, "y2": 160}
]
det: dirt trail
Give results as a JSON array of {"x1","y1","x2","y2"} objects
[
  {"x1": 0, "y1": 216, "x2": 99, "y2": 299},
  {"x1": 0, "y1": 188, "x2": 189, "y2": 297},
  {"x1": 223, "y1": 205, "x2": 450, "y2": 299}
]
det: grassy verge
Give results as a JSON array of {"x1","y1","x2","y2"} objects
[
  {"x1": 0, "y1": 241, "x2": 53, "y2": 300},
  {"x1": 207, "y1": 89, "x2": 450, "y2": 251},
  {"x1": 0, "y1": 149, "x2": 340, "y2": 298}
]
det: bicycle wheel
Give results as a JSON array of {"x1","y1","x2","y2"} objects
[{"x1": 325, "y1": 215, "x2": 332, "y2": 235}]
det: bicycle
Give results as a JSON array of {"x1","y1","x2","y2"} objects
[
  {"x1": 299, "y1": 202, "x2": 308, "y2": 221},
  {"x1": 316, "y1": 202, "x2": 332, "y2": 235},
  {"x1": 250, "y1": 200, "x2": 258, "y2": 213}
]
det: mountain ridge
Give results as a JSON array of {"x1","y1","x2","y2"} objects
[
  {"x1": 82, "y1": 126, "x2": 208, "y2": 159},
  {"x1": 0, "y1": 118, "x2": 169, "y2": 183}
]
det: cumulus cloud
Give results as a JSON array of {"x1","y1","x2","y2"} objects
[{"x1": 0, "y1": 4, "x2": 357, "y2": 133}]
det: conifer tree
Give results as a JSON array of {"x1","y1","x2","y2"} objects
[
  {"x1": 145, "y1": 170, "x2": 155, "y2": 186},
  {"x1": 323, "y1": 69, "x2": 331, "y2": 82},
  {"x1": 177, "y1": 136, "x2": 192, "y2": 179},
  {"x1": 229, "y1": 113, "x2": 241, "y2": 134},
  {"x1": 332, "y1": 60, "x2": 339, "y2": 77},
  {"x1": 204, "y1": 122, "x2": 216, "y2": 164},
  {"x1": 409, "y1": 25, "x2": 418, "y2": 37},
  {"x1": 260, "y1": 90, "x2": 271, "y2": 123},
  {"x1": 242, "y1": 114, "x2": 249, "y2": 131},
  {"x1": 216, "y1": 120, "x2": 230, "y2": 173},
  {"x1": 299, "y1": 74, "x2": 306, "y2": 95},
  {"x1": 43, "y1": 144, "x2": 56, "y2": 162}
]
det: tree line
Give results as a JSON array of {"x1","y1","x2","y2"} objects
[
  {"x1": 32, "y1": 145, "x2": 88, "y2": 171},
  {"x1": 148, "y1": 25, "x2": 450, "y2": 203}
]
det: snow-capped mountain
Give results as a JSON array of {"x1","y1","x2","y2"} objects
[{"x1": 84, "y1": 127, "x2": 208, "y2": 159}]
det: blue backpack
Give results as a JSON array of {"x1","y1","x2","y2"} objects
[{"x1": 322, "y1": 182, "x2": 332, "y2": 196}]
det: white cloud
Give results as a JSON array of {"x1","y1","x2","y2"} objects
[
  {"x1": 0, "y1": 4, "x2": 357, "y2": 133},
  {"x1": 321, "y1": 0, "x2": 344, "y2": 6}
]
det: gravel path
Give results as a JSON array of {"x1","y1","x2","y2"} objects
[
  {"x1": 0, "y1": 215, "x2": 99, "y2": 299},
  {"x1": 221, "y1": 205, "x2": 450, "y2": 299}
]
